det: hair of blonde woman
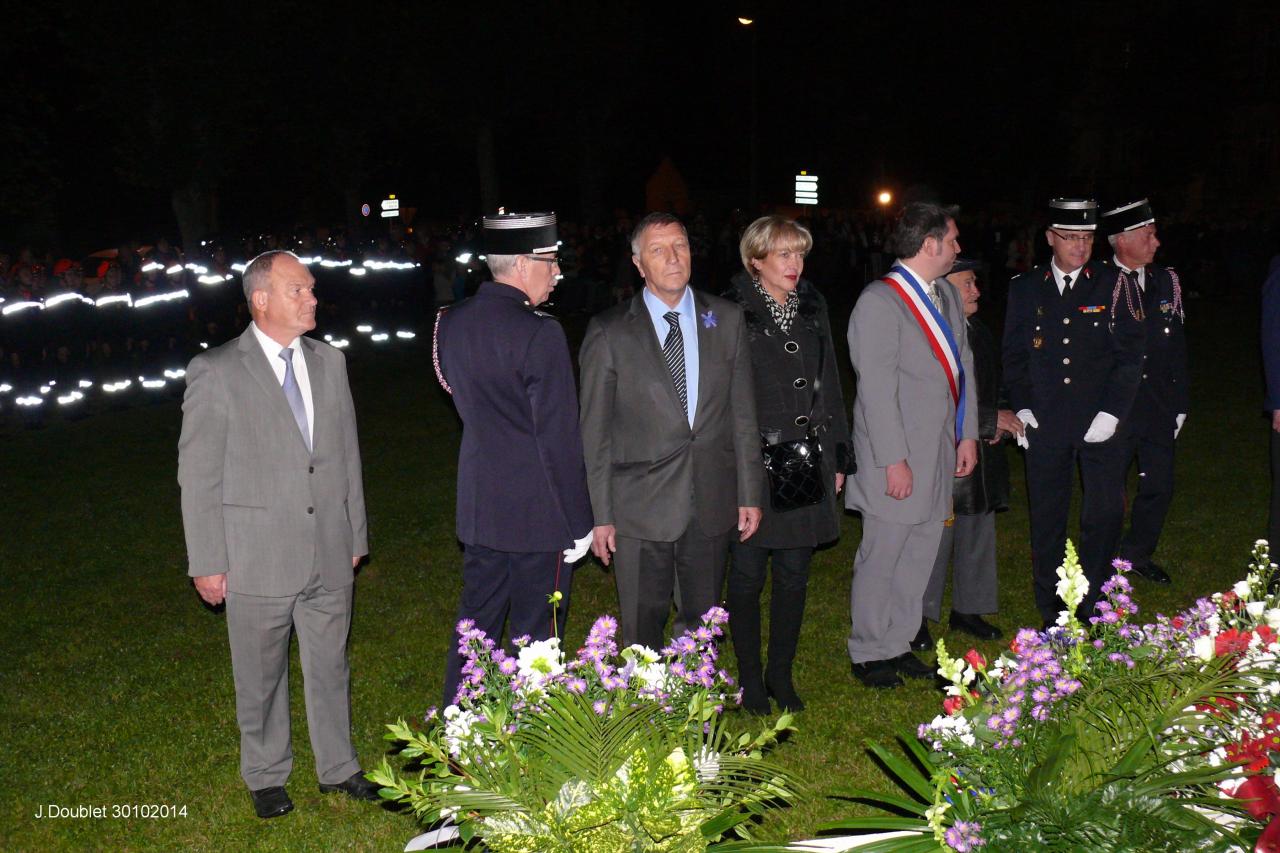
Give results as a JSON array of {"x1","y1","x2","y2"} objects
[{"x1": 738, "y1": 216, "x2": 813, "y2": 277}]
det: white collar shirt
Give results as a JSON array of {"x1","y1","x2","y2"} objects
[
  {"x1": 1113, "y1": 255, "x2": 1146, "y2": 292},
  {"x1": 1050, "y1": 260, "x2": 1084, "y2": 296}
]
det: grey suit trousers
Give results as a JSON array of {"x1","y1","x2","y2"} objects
[
  {"x1": 923, "y1": 512, "x2": 999, "y2": 622},
  {"x1": 847, "y1": 515, "x2": 943, "y2": 663},
  {"x1": 614, "y1": 523, "x2": 729, "y2": 650},
  {"x1": 226, "y1": 573, "x2": 359, "y2": 789}
]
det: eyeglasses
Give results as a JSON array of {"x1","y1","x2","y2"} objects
[
  {"x1": 525, "y1": 255, "x2": 560, "y2": 265},
  {"x1": 1050, "y1": 231, "x2": 1095, "y2": 244}
]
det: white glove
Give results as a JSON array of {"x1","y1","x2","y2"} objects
[
  {"x1": 1015, "y1": 409, "x2": 1038, "y2": 449},
  {"x1": 1175, "y1": 413, "x2": 1186, "y2": 439},
  {"x1": 1083, "y1": 411, "x2": 1119, "y2": 443},
  {"x1": 562, "y1": 531, "x2": 593, "y2": 563}
]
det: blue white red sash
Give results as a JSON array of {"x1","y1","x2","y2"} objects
[{"x1": 881, "y1": 264, "x2": 966, "y2": 443}]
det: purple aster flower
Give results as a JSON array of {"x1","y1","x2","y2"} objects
[{"x1": 592, "y1": 700, "x2": 608, "y2": 715}]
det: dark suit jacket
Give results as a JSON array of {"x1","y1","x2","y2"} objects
[
  {"x1": 1002, "y1": 261, "x2": 1145, "y2": 444},
  {"x1": 579, "y1": 288, "x2": 765, "y2": 541},
  {"x1": 436, "y1": 281, "x2": 593, "y2": 551},
  {"x1": 954, "y1": 318, "x2": 1010, "y2": 515},
  {"x1": 178, "y1": 327, "x2": 368, "y2": 596},
  {"x1": 1117, "y1": 263, "x2": 1189, "y2": 446}
]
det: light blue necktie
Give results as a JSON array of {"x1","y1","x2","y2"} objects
[{"x1": 278, "y1": 347, "x2": 311, "y2": 452}]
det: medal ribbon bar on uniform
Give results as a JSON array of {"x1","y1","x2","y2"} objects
[{"x1": 882, "y1": 264, "x2": 966, "y2": 444}]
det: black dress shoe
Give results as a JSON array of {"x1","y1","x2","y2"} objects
[
  {"x1": 910, "y1": 619, "x2": 933, "y2": 652},
  {"x1": 249, "y1": 786, "x2": 294, "y2": 819},
  {"x1": 318, "y1": 771, "x2": 381, "y2": 802},
  {"x1": 851, "y1": 659, "x2": 904, "y2": 689},
  {"x1": 890, "y1": 652, "x2": 935, "y2": 680},
  {"x1": 949, "y1": 611, "x2": 1003, "y2": 641},
  {"x1": 1129, "y1": 561, "x2": 1172, "y2": 584},
  {"x1": 738, "y1": 676, "x2": 771, "y2": 715}
]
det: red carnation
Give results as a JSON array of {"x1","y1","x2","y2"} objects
[
  {"x1": 963, "y1": 649, "x2": 987, "y2": 671},
  {"x1": 1215, "y1": 628, "x2": 1253, "y2": 657}
]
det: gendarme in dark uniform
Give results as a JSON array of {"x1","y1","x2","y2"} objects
[
  {"x1": 433, "y1": 212, "x2": 593, "y2": 705},
  {"x1": 1002, "y1": 198, "x2": 1145, "y2": 623},
  {"x1": 1101, "y1": 199, "x2": 1189, "y2": 584}
]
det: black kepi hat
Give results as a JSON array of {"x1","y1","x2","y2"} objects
[
  {"x1": 948, "y1": 257, "x2": 980, "y2": 275},
  {"x1": 481, "y1": 212, "x2": 559, "y2": 255},
  {"x1": 1100, "y1": 199, "x2": 1155, "y2": 237},
  {"x1": 1047, "y1": 198, "x2": 1098, "y2": 231}
]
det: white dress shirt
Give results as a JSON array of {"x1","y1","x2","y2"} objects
[
  {"x1": 1113, "y1": 255, "x2": 1145, "y2": 291},
  {"x1": 1050, "y1": 260, "x2": 1083, "y2": 295},
  {"x1": 250, "y1": 321, "x2": 314, "y2": 445}
]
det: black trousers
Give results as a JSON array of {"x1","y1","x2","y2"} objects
[
  {"x1": 442, "y1": 545, "x2": 571, "y2": 706},
  {"x1": 613, "y1": 523, "x2": 729, "y2": 650},
  {"x1": 1025, "y1": 436, "x2": 1127, "y2": 623},
  {"x1": 1117, "y1": 429, "x2": 1176, "y2": 568},
  {"x1": 726, "y1": 542, "x2": 812, "y2": 679}
]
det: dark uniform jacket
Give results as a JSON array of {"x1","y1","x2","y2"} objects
[
  {"x1": 1002, "y1": 261, "x2": 1146, "y2": 444},
  {"x1": 435, "y1": 281, "x2": 593, "y2": 552},
  {"x1": 724, "y1": 272, "x2": 850, "y2": 548},
  {"x1": 954, "y1": 317, "x2": 1010, "y2": 515},
  {"x1": 1105, "y1": 262, "x2": 1189, "y2": 447}
]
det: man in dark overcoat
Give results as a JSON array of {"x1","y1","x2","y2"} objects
[{"x1": 433, "y1": 212, "x2": 593, "y2": 705}]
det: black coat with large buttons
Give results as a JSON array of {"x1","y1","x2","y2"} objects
[
  {"x1": 724, "y1": 272, "x2": 850, "y2": 548},
  {"x1": 1002, "y1": 260, "x2": 1146, "y2": 444}
]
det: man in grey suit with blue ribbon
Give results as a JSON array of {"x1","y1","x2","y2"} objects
[
  {"x1": 579, "y1": 212, "x2": 764, "y2": 650},
  {"x1": 178, "y1": 250, "x2": 378, "y2": 818},
  {"x1": 845, "y1": 203, "x2": 978, "y2": 688}
]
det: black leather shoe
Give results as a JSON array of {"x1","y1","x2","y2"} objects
[
  {"x1": 949, "y1": 611, "x2": 1003, "y2": 641},
  {"x1": 851, "y1": 659, "x2": 904, "y2": 689},
  {"x1": 910, "y1": 619, "x2": 933, "y2": 652},
  {"x1": 890, "y1": 652, "x2": 935, "y2": 680},
  {"x1": 249, "y1": 786, "x2": 294, "y2": 819},
  {"x1": 1129, "y1": 561, "x2": 1172, "y2": 584},
  {"x1": 318, "y1": 771, "x2": 381, "y2": 802}
]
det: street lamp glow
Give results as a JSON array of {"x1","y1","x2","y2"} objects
[
  {"x1": 737, "y1": 16, "x2": 753, "y2": 25},
  {"x1": 877, "y1": 190, "x2": 893, "y2": 206}
]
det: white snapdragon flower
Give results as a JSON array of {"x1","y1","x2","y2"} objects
[{"x1": 443, "y1": 706, "x2": 480, "y2": 757}]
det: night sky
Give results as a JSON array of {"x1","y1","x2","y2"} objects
[{"x1": 5, "y1": 1, "x2": 1277, "y2": 250}]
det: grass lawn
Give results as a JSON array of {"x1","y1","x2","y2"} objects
[{"x1": 1, "y1": 297, "x2": 1270, "y2": 852}]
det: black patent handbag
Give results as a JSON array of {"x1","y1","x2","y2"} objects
[{"x1": 762, "y1": 433, "x2": 826, "y2": 512}]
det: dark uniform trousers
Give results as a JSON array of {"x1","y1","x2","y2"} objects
[
  {"x1": 442, "y1": 546, "x2": 571, "y2": 705},
  {"x1": 1026, "y1": 437, "x2": 1127, "y2": 621},
  {"x1": 1117, "y1": 428, "x2": 1175, "y2": 568}
]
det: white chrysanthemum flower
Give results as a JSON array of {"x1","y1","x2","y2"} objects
[
  {"x1": 516, "y1": 637, "x2": 565, "y2": 688},
  {"x1": 621, "y1": 644, "x2": 661, "y2": 664},
  {"x1": 632, "y1": 661, "x2": 667, "y2": 690}
]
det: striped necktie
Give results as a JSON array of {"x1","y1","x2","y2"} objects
[{"x1": 662, "y1": 311, "x2": 688, "y2": 415}]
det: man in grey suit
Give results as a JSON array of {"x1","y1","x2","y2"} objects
[
  {"x1": 178, "y1": 250, "x2": 378, "y2": 818},
  {"x1": 845, "y1": 203, "x2": 978, "y2": 688},
  {"x1": 579, "y1": 212, "x2": 764, "y2": 650}
]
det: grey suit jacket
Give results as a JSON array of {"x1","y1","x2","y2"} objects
[
  {"x1": 844, "y1": 277, "x2": 978, "y2": 524},
  {"x1": 579, "y1": 288, "x2": 764, "y2": 541},
  {"x1": 178, "y1": 327, "x2": 368, "y2": 596}
]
